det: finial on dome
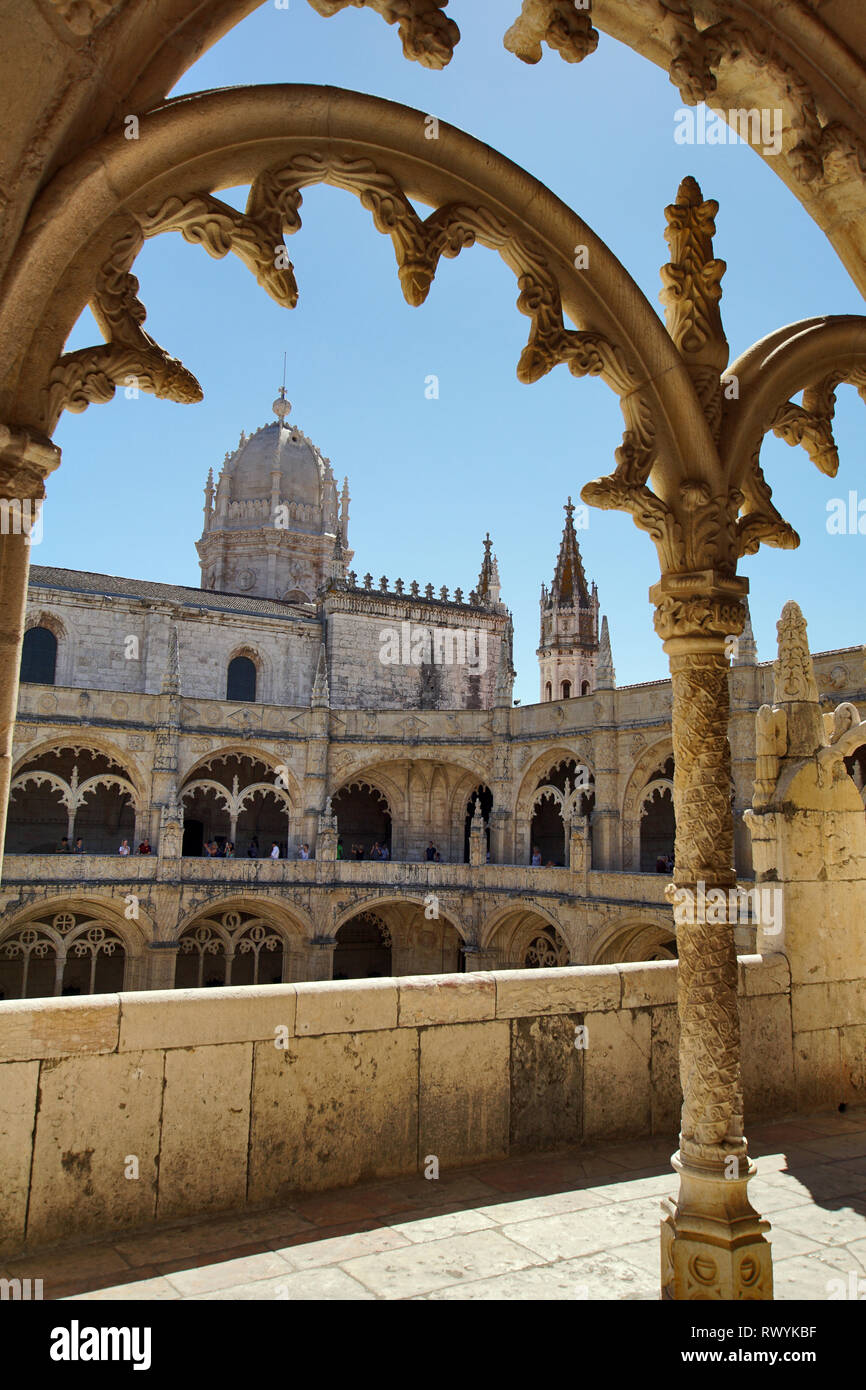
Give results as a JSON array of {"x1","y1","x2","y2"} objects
[
  {"x1": 273, "y1": 351, "x2": 292, "y2": 423},
  {"x1": 273, "y1": 390, "x2": 292, "y2": 424}
]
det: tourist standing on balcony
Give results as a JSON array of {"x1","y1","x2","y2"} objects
[
  {"x1": 74, "y1": 837, "x2": 84, "y2": 853},
  {"x1": 531, "y1": 847, "x2": 542, "y2": 866},
  {"x1": 138, "y1": 838, "x2": 151, "y2": 855},
  {"x1": 379, "y1": 842, "x2": 390, "y2": 861},
  {"x1": 425, "y1": 841, "x2": 437, "y2": 861},
  {"x1": 270, "y1": 842, "x2": 280, "y2": 859},
  {"x1": 58, "y1": 836, "x2": 71, "y2": 853},
  {"x1": 337, "y1": 839, "x2": 344, "y2": 860},
  {"x1": 118, "y1": 840, "x2": 131, "y2": 856},
  {"x1": 298, "y1": 843, "x2": 310, "y2": 860},
  {"x1": 247, "y1": 837, "x2": 259, "y2": 858},
  {"x1": 224, "y1": 842, "x2": 235, "y2": 858},
  {"x1": 351, "y1": 843, "x2": 364, "y2": 860}
]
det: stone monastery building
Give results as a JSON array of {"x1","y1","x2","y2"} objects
[{"x1": 2, "y1": 394, "x2": 864, "y2": 997}]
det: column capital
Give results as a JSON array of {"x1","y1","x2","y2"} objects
[
  {"x1": 0, "y1": 423, "x2": 61, "y2": 495},
  {"x1": 650, "y1": 571, "x2": 748, "y2": 652}
]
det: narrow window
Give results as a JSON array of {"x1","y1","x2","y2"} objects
[
  {"x1": 20, "y1": 626, "x2": 57, "y2": 685},
  {"x1": 227, "y1": 655, "x2": 256, "y2": 702},
  {"x1": 561, "y1": 680, "x2": 571, "y2": 700}
]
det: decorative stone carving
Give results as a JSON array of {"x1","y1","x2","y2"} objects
[
  {"x1": 48, "y1": 0, "x2": 115, "y2": 36},
  {"x1": 504, "y1": 1, "x2": 598, "y2": 66},
  {"x1": 773, "y1": 601, "x2": 819, "y2": 704},
  {"x1": 306, "y1": 0, "x2": 459, "y2": 69},
  {"x1": 659, "y1": 175, "x2": 728, "y2": 440},
  {"x1": 46, "y1": 228, "x2": 203, "y2": 427},
  {"x1": 753, "y1": 705, "x2": 787, "y2": 811}
]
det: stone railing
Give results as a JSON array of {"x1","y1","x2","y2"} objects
[
  {"x1": 0, "y1": 854, "x2": 674, "y2": 904},
  {"x1": 0, "y1": 954, "x2": 793, "y2": 1257}
]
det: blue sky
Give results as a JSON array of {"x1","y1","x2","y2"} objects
[{"x1": 48, "y1": 0, "x2": 865, "y2": 704}]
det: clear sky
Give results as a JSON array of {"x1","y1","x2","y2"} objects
[{"x1": 48, "y1": 0, "x2": 865, "y2": 705}]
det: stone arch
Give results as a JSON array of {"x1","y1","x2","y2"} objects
[
  {"x1": 7, "y1": 741, "x2": 143, "y2": 854},
  {"x1": 639, "y1": 779, "x2": 677, "y2": 873},
  {"x1": 331, "y1": 779, "x2": 393, "y2": 860},
  {"x1": 12, "y1": 735, "x2": 146, "y2": 798},
  {"x1": 591, "y1": 914, "x2": 678, "y2": 966},
  {"x1": 179, "y1": 749, "x2": 295, "y2": 856},
  {"x1": 3, "y1": 86, "x2": 715, "y2": 536},
  {"x1": 621, "y1": 738, "x2": 675, "y2": 872},
  {"x1": 515, "y1": 746, "x2": 596, "y2": 819},
  {"x1": 332, "y1": 893, "x2": 465, "y2": 979},
  {"x1": 0, "y1": 896, "x2": 149, "y2": 1000},
  {"x1": 516, "y1": 746, "x2": 595, "y2": 866},
  {"x1": 173, "y1": 896, "x2": 310, "y2": 987},
  {"x1": 3, "y1": 4, "x2": 866, "y2": 317},
  {"x1": 480, "y1": 902, "x2": 571, "y2": 970},
  {"x1": 180, "y1": 744, "x2": 300, "y2": 802}
]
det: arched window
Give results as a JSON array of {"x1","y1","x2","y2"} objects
[
  {"x1": 20, "y1": 626, "x2": 57, "y2": 685},
  {"x1": 561, "y1": 680, "x2": 571, "y2": 699},
  {"x1": 545, "y1": 682, "x2": 552, "y2": 701},
  {"x1": 581, "y1": 680, "x2": 590, "y2": 696},
  {"x1": 226, "y1": 655, "x2": 256, "y2": 702}
]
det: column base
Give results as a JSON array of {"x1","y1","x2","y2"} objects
[{"x1": 660, "y1": 1150, "x2": 773, "y2": 1300}]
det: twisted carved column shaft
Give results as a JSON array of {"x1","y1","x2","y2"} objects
[
  {"x1": 669, "y1": 647, "x2": 744, "y2": 1164},
  {"x1": 652, "y1": 576, "x2": 748, "y2": 1170}
]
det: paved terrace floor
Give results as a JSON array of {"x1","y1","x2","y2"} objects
[{"x1": 7, "y1": 1109, "x2": 866, "y2": 1301}]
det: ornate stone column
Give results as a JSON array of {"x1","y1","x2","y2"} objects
[
  {"x1": 0, "y1": 425, "x2": 60, "y2": 878},
  {"x1": 652, "y1": 571, "x2": 773, "y2": 1300}
]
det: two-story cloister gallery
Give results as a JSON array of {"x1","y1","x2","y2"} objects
[
  {"x1": 2, "y1": 0, "x2": 866, "y2": 1308},
  {"x1": 3, "y1": 393, "x2": 866, "y2": 996}
]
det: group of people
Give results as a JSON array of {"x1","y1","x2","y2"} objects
[
  {"x1": 202, "y1": 837, "x2": 288, "y2": 859},
  {"x1": 57, "y1": 836, "x2": 153, "y2": 855},
  {"x1": 655, "y1": 852, "x2": 675, "y2": 873},
  {"x1": 338, "y1": 840, "x2": 390, "y2": 860}
]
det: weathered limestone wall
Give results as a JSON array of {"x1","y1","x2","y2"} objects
[
  {"x1": 325, "y1": 603, "x2": 505, "y2": 711},
  {"x1": 0, "y1": 954, "x2": 794, "y2": 1257},
  {"x1": 27, "y1": 578, "x2": 321, "y2": 704}
]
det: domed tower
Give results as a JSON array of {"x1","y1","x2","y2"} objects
[
  {"x1": 537, "y1": 498, "x2": 600, "y2": 701},
  {"x1": 197, "y1": 389, "x2": 353, "y2": 604}
]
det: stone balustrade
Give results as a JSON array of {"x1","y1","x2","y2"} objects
[{"x1": 0, "y1": 853, "x2": 675, "y2": 904}]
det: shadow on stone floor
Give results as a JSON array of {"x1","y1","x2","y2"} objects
[{"x1": 3, "y1": 1108, "x2": 864, "y2": 1301}]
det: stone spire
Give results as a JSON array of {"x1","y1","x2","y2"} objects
[
  {"x1": 203, "y1": 468, "x2": 214, "y2": 533},
  {"x1": 311, "y1": 642, "x2": 330, "y2": 708},
  {"x1": 161, "y1": 624, "x2": 180, "y2": 696},
  {"x1": 538, "y1": 499, "x2": 599, "y2": 701},
  {"x1": 595, "y1": 614, "x2": 615, "y2": 689},
  {"x1": 476, "y1": 533, "x2": 502, "y2": 607},
  {"x1": 774, "y1": 601, "x2": 819, "y2": 704},
  {"x1": 329, "y1": 529, "x2": 347, "y2": 584},
  {"x1": 773, "y1": 600, "x2": 825, "y2": 756},
  {"x1": 340, "y1": 477, "x2": 350, "y2": 545},
  {"x1": 735, "y1": 599, "x2": 757, "y2": 665},
  {"x1": 550, "y1": 497, "x2": 590, "y2": 607}
]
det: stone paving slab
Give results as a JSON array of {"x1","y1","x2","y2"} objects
[{"x1": 1, "y1": 1107, "x2": 862, "y2": 1301}]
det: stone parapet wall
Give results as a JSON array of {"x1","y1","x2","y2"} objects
[{"x1": 0, "y1": 954, "x2": 794, "y2": 1257}]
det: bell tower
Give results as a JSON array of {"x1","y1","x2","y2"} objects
[{"x1": 537, "y1": 498, "x2": 600, "y2": 701}]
